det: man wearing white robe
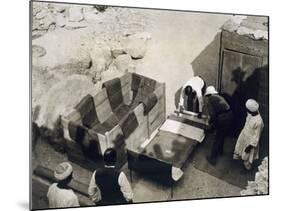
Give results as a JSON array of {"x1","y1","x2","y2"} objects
[
  {"x1": 47, "y1": 162, "x2": 80, "y2": 208},
  {"x1": 233, "y1": 99, "x2": 264, "y2": 170}
]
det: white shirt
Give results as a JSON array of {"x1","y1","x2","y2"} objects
[
  {"x1": 47, "y1": 183, "x2": 80, "y2": 208},
  {"x1": 179, "y1": 76, "x2": 204, "y2": 112},
  {"x1": 88, "y1": 167, "x2": 133, "y2": 203}
]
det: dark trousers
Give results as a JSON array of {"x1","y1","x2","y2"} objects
[{"x1": 210, "y1": 111, "x2": 233, "y2": 159}]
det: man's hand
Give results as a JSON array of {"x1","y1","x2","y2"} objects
[{"x1": 244, "y1": 145, "x2": 253, "y2": 153}]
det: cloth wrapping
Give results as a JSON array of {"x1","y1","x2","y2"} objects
[
  {"x1": 75, "y1": 94, "x2": 99, "y2": 128},
  {"x1": 139, "y1": 92, "x2": 158, "y2": 115},
  {"x1": 131, "y1": 73, "x2": 142, "y2": 100},
  {"x1": 132, "y1": 73, "x2": 157, "y2": 102},
  {"x1": 92, "y1": 114, "x2": 119, "y2": 134},
  {"x1": 119, "y1": 111, "x2": 139, "y2": 138},
  {"x1": 139, "y1": 76, "x2": 157, "y2": 95},
  {"x1": 102, "y1": 78, "x2": 124, "y2": 111}
]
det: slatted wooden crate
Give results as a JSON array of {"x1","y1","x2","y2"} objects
[{"x1": 61, "y1": 72, "x2": 166, "y2": 169}]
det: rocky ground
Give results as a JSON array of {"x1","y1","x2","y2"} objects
[
  {"x1": 32, "y1": 2, "x2": 247, "y2": 205},
  {"x1": 32, "y1": 2, "x2": 153, "y2": 130}
]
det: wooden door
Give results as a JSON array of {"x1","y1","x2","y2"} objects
[{"x1": 219, "y1": 49, "x2": 263, "y2": 133}]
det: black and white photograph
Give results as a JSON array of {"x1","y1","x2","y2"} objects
[{"x1": 30, "y1": 0, "x2": 269, "y2": 210}]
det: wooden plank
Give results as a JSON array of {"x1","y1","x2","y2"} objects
[
  {"x1": 149, "y1": 114, "x2": 165, "y2": 135},
  {"x1": 61, "y1": 116, "x2": 72, "y2": 141},
  {"x1": 120, "y1": 74, "x2": 132, "y2": 105},
  {"x1": 149, "y1": 100, "x2": 165, "y2": 123},
  {"x1": 125, "y1": 119, "x2": 148, "y2": 151},
  {"x1": 159, "y1": 119, "x2": 205, "y2": 143},
  {"x1": 62, "y1": 109, "x2": 83, "y2": 141},
  {"x1": 222, "y1": 30, "x2": 268, "y2": 57},
  {"x1": 120, "y1": 72, "x2": 132, "y2": 87},
  {"x1": 169, "y1": 113, "x2": 210, "y2": 130},
  {"x1": 133, "y1": 103, "x2": 147, "y2": 125},
  {"x1": 92, "y1": 88, "x2": 108, "y2": 106},
  {"x1": 122, "y1": 91, "x2": 133, "y2": 105},
  {"x1": 105, "y1": 125, "x2": 124, "y2": 148},
  {"x1": 97, "y1": 133, "x2": 106, "y2": 155},
  {"x1": 93, "y1": 89, "x2": 113, "y2": 123},
  {"x1": 153, "y1": 84, "x2": 164, "y2": 100}
]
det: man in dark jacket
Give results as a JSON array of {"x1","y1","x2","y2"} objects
[
  {"x1": 88, "y1": 148, "x2": 133, "y2": 205},
  {"x1": 205, "y1": 86, "x2": 233, "y2": 165}
]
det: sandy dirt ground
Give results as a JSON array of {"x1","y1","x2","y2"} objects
[{"x1": 32, "y1": 3, "x2": 243, "y2": 207}]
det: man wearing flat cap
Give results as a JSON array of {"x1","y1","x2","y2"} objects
[
  {"x1": 233, "y1": 99, "x2": 264, "y2": 170},
  {"x1": 47, "y1": 162, "x2": 79, "y2": 208}
]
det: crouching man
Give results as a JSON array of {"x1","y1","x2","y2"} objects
[
  {"x1": 178, "y1": 75, "x2": 206, "y2": 118},
  {"x1": 204, "y1": 86, "x2": 233, "y2": 165},
  {"x1": 47, "y1": 162, "x2": 80, "y2": 208},
  {"x1": 88, "y1": 148, "x2": 133, "y2": 205},
  {"x1": 233, "y1": 99, "x2": 264, "y2": 170}
]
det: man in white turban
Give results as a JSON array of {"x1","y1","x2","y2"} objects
[
  {"x1": 47, "y1": 162, "x2": 80, "y2": 208},
  {"x1": 233, "y1": 99, "x2": 264, "y2": 170}
]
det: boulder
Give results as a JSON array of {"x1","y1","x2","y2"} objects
[
  {"x1": 37, "y1": 14, "x2": 56, "y2": 31},
  {"x1": 64, "y1": 21, "x2": 88, "y2": 30},
  {"x1": 32, "y1": 45, "x2": 47, "y2": 58},
  {"x1": 114, "y1": 54, "x2": 133, "y2": 73},
  {"x1": 53, "y1": 5, "x2": 66, "y2": 13},
  {"x1": 109, "y1": 41, "x2": 126, "y2": 58},
  {"x1": 35, "y1": 8, "x2": 49, "y2": 20},
  {"x1": 87, "y1": 42, "x2": 113, "y2": 74},
  {"x1": 35, "y1": 75, "x2": 100, "y2": 130},
  {"x1": 32, "y1": 31, "x2": 92, "y2": 74},
  {"x1": 56, "y1": 13, "x2": 66, "y2": 27},
  {"x1": 121, "y1": 32, "x2": 151, "y2": 59},
  {"x1": 68, "y1": 7, "x2": 84, "y2": 22},
  {"x1": 240, "y1": 157, "x2": 268, "y2": 195}
]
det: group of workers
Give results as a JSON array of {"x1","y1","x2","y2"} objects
[
  {"x1": 47, "y1": 148, "x2": 133, "y2": 208},
  {"x1": 46, "y1": 75, "x2": 264, "y2": 208},
  {"x1": 179, "y1": 75, "x2": 264, "y2": 170}
]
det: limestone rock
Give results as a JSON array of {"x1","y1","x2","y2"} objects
[
  {"x1": 37, "y1": 14, "x2": 56, "y2": 31},
  {"x1": 121, "y1": 32, "x2": 151, "y2": 59},
  {"x1": 240, "y1": 156, "x2": 268, "y2": 196},
  {"x1": 56, "y1": 13, "x2": 66, "y2": 27},
  {"x1": 32, "y1": 45, "x2": 47, "y2": 58},
  {"x1": 68, "y1": 7, "x2": 84, "y2": 22},
  {"x1": 88, "y1": 43, "x2": 113, "y2": 74},
  {"x1": 53, "y1": 5, "x2": 66, "y2": 13},
  {"x1": 109, "y1": 41, "x2": 126, "y2": 58},
  {"x1": 64, "y1": 21, "x2": 88, "y2": 30},
  {"x1": 35, "y1": 9, "x2": 49, "y2": 20},
  {"x1": 35, "y1": 75, "x2": 100, "y2": 130},
  {"x1": 32, "y1": 38, "x2": 92, "y2": 74},
  {"x1": 114, "y1": 54, "x2": 133, "y2": 73}
]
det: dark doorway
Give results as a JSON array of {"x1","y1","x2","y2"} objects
[{"x1": 219, "y1": 49, "x2": 263, "y2": 135}]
